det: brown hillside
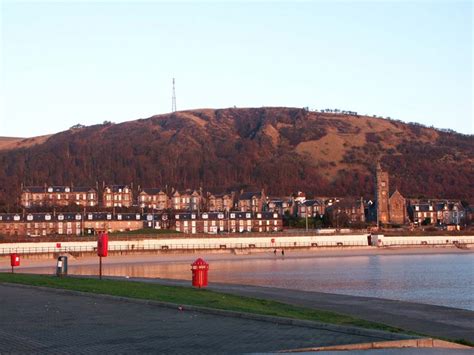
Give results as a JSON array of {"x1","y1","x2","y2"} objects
[
  {"x1": 0, "y1": 107, "x2": 472, "y2": 207},
  {"x1": 0, "y1": 135, "x2": 52, "y2": 152}
]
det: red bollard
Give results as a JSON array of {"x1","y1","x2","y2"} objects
[
  {"x1": 191, "y1": 258, "x2": 209, "y2": 288},
  {"x1": 10, "y1": 253, "x2": 20, "y2": 273},
  {"x1": 97, "y1": 232, "x2": 109, "y2": 279}
]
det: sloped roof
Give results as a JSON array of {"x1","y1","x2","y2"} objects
[{"x1": 238, "y1": 191, "x2": 262, "y2": 200}]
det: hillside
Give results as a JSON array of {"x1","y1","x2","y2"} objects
[{"x1": 0, "y1": 107, "x2": 473, "y2": 207}]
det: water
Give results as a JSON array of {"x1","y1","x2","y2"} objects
[{"x1": 21, "y1": 252, "x2": 474, "y2": 311}]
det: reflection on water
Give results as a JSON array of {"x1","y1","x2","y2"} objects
[{"x1": 27, "y1": 253, "x2": 474, "y2": 310}]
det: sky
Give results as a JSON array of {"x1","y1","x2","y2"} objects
[{"x1": 0, "y1": 0, "x2": 472, "y2": 137}]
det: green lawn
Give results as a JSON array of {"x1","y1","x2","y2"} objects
[
  {"x1": 109, "y1": 228, "x2": 180, "y2": 235},
  {"x1": 0, "y1": 272, "x2": 402, "y2": 333}
]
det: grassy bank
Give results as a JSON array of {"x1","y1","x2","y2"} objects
[
  {"x1": 0, "y1": 273, "x2": 404, "y2": 334},
  {"x1": 109, "y1": 228, "x2": 180, "y2": 236}
]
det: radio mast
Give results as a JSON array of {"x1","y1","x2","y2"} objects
[{"x1": 171, "y1": 78, "x2": 177, "y2": 112}]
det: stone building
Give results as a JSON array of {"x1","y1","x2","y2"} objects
[
  {"x1": 388, "y1": 190, "x2": 407, "y2": 225},
  {"x1": 21, "y1": 186, "x2": 98, "y2": 208},
  {"x1": 375, "y1": 163, "x2": 407, "y2": 226},
  {"x1": 138, "y1": 188, "x2": 169, "y2": 210},
  {"x1": 375, "y1": 163, "x2": 390, "y2": 224},
  {"x1": 102, "y1": 185, "x2": 133, "y2": 208}
]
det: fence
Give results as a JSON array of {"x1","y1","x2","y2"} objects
[
  {"x1": 0, "y1": 240, "x2": 370, "y2": 255},
  {"x1": 1, "y1": 238, "x2": 472, "y2": 256}
]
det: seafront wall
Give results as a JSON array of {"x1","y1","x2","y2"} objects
[{"x1": 0, "y1": 234, "x2": 473, "y2": 257}]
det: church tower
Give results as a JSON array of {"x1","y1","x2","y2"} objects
[{"x1": 376, "y1": 162, "x2": 389, "y2": 226}]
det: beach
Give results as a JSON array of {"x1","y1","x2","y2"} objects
[{"x1": 1, "y1": 244, "x2": 471, "y2": 271}]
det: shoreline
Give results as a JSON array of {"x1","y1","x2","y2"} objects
[{"x1": 1, "y1": 244, "x2": 472, "y2": 271}]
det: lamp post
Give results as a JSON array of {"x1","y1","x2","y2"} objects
[{"x1": 305, "y1": 209, "x2": 308, "y2": 232}]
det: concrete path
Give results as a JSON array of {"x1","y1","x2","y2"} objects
[
  {"x1": 134, "y1": 277, "x2": 474, "y2": 343},
  {"x1": 0, "y1": 284, "x2": 412, "y2": 354}
]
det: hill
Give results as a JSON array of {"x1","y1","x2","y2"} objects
[{"x1": 0, "y1": 107, "x2": 473, "y2": 207}]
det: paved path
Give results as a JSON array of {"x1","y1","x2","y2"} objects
[
  {"x1": 0, "y1": 284, "x2": 411, "y2": 354},
  {"x1": 135, "y1": 277, "x2": 474, "y2": 343}
]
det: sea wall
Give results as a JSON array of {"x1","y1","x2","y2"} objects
[{"x1": 0, "y1": 234, "x2": 472, "y2": 256}]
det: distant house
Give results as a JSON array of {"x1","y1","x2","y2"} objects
[
  {"x1": 237, "y1": 190, "x2": 266, "y2": 213},
  {"x1": 21, "y1": 185, "x2": 98, "y2": 208},
  {"x1": 171, "y1": 189, "x2": 203, "y2": 211},
  {"x1": 173, "y1": 211, "x2": 282, "y2": 234},
  {"x1": 297, "y1": 200, "x2": 325, "y2": 218},
  {"x1": 409, "y1": 200, "x2": 466, "y2": 226},
  {"x1": 103, "y1": 185, "x2": 133, "y2": 208},
  {"x1": 207, "y1": 192, "x2": 235, "y2": 212},
  {"x1": 138, "y1": 188, "x2": 169, "y2": 210},
  {"x1": 325, "y1": 197, "x2": 365, "y2": 227},
  {"x1": 267, "y1": 198, "x2": 293, "y2": 215}
]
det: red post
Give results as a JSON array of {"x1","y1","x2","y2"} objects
[
  {"x1": 10, "y1": 253, "x2": 20, "y2": 274},
  {"x1": 97, "y1": 232, "x2": 109, "y2": 279},
  {"x1": 191, "y1": 258, "x2": 209, "y2": 288}
]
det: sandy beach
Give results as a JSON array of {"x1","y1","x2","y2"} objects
[{"x1": 1, "y1": 244, "x2": 471, "y2": 271}]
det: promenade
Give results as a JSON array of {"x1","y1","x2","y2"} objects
[
  {"x1": 0, "y1": 283, "x2": 412, "y2": 354},
  {"x1": 135, "y1": 278, "x2": 474, "y2": 344}
]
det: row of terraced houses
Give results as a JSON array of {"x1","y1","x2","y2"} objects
[
  {"x1": 20, "y1": 181, "x2": 470, "y2": 227},
  {"x1": 20, "y1": 185, "x2": 264, "y2": 213},
  {"x1": 8, "y1": 164, "x2": 471, "y2": 238},
  {"x1": 0, "y1": 211, "x2": 282, "y2": 237}
]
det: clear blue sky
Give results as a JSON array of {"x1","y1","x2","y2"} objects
[{"x1": 1, "y1": 0, "x2": 472, "y2": 137}]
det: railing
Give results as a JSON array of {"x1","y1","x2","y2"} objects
[
  {"x1": 1, "y1": 238, "x2": 472, "y2": 256},
  {"x1": 381, "y1": 239, "x2": 473, "y2": 247},
  {"x1": 0, "y1": 240, "x2": 369, "y2": 255}
]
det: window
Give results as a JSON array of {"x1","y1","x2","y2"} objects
[
  {"x1": 58, "y1": 214, "x2": 64, "y2": 221},
  {"x1": 27, "y1": 215, "x2": 33, "y2": 221},
  {"x1": 246, "y1": 213, "x2": 251, "y2": 218},
  {"x1": 117, "y1": 214, "x2": 122, "y2": 220},
  {"x1": 218, "y1": 213, "x2": 224, "y2": 219},
  {"x1": 230, "y1": 213, "x2": 235, "y2": 219},
  {"x1": 107, "y1": 214, "x2": 112, "y2": 220},
  {"x1": 75, "y1": 214, "x2": 81, "y2": 220}
]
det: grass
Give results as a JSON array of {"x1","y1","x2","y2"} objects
[
  {"x1": 109, "y1": 228, "x2": 180, "y2": 236},
  {"x1": 0, "y1": 273, "x2": 402, "y2": 333}
]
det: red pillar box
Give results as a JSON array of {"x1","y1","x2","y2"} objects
[
  {"x1": 10, "y1": 253, "x2": 20, "y2": 273},
  {"x1": 191, "y1": 258, "x2": 209, "y2": 288}
]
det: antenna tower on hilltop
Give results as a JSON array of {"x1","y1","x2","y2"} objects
[{"x1": 171, "y1": 78, "x2": 177, "y2": 112}]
